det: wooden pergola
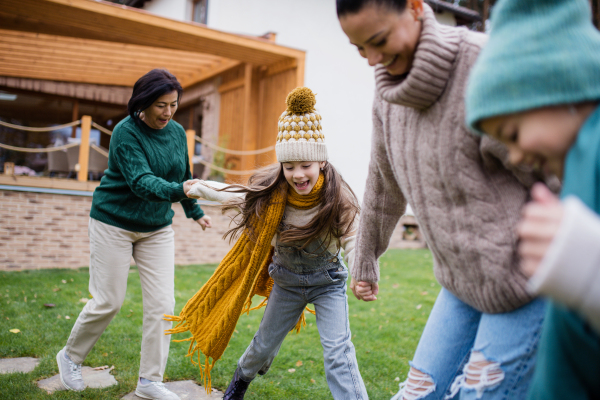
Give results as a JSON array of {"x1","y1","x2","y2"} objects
[{"x1": 0, "y1": 0, "x2": 305, "y2": 188}]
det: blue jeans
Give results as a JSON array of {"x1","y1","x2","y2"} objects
[
  {"x1": 237, "y1": 241, "x2": 368, "y2": 400},
  {"x1": 393, "y1": 288, "x2": 545, "y2": 400}
]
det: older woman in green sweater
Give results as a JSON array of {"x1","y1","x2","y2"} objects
[{"x1": 56, "y1": 69, "x2": 210, "y2": 400}]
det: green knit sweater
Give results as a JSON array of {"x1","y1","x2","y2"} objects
[{"x1": 90, "y1": 116, "x2": 204, "y2": 232}]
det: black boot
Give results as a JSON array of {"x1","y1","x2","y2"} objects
[{"x1": 223, "y1": 368, "x2": 252, "y2": 400}]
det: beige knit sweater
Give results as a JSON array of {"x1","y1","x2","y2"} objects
[{"x1": 353, "y1": 5, "x2": 536, "y2": 314}]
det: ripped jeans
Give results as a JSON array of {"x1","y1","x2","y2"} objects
[{"x1": 392, "y1": 288, "x2": 545, "y2": 400}]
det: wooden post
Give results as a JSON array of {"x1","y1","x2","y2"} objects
[
  {"x1": 77, "y1": 115, "x2": 91, "y2": 182},
  {"x1": 481, "y1": 0, "x2": 489, "y2": 32},
  {"x1": 71, "y1": 100, "x2": 79, "y2": 138},
  {"x1": 186, "y1": 129, "x2": 195, "y2": 175}
]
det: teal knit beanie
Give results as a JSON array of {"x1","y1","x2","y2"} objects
[{"x1": 466, "y1": 0, "x2": 600, "y2": 134}]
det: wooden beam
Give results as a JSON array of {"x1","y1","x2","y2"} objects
[
  {"x1": 183, "y1": 59, "x2": 241, "y2": 88},
  {"x1": 0, "y1": 0, "x2": 305, "y2": 66},
  {"x1": 0, "y1": 31, "x2": 225, "y2": 66},
  {"x1": 218, "y1": 78, "x2": 245, "y2": 94},
  {"x1": 296, "y1": 56, "x2": 306, "y2": 87},
  {"x1": 71, "y1": 99, "x2": 79, "y2": 138},
  {"x1": 0, "y1": 47, "x2": 212, "y2": 73},
  {"x1": 0, "y1": 174, "x2": 99, "y2": 191},
  {"x1": 186, "y1": 129, "x2": 195, "y2": 174},
  {"x1": 264, "y1": 58, "x2": 298, "y2": 78},
  {"x1": 77, "y1": 115, "x2": 91, "y2": 182}
]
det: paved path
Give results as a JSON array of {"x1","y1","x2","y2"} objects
[
  {"x1": 37, "y1": 366, "x2": 117, "y2": 394},
  {"x1": 0, "y1": 357, "x2": 39, "y2": 374},
  {"x1": 122, "y1": 380, "x2": 223, "y2": 399}
]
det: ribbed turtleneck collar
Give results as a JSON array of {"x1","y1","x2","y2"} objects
[{"x1": 374, "y1": 4, "x2": 462, "y2": 110}]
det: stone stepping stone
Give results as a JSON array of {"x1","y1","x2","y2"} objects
[
  {"x1": 37, "y1": 366, "x2": 117, "y2": 394},
  {"x1": 0, "y1": 357, "x2": 40, "y2": 374},
  {"x1": 121, "y1": 380, "x2": 223, "y2": 399}
]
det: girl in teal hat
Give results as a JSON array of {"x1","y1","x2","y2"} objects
[{"x1": 466, "y1": 0, "x2": 600, "y2": 397}]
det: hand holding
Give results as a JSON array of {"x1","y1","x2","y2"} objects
[
  {"x1": 517, "y1": 183, "x2": 564, "y2": 277},
  {"x1": 196, "y1": 215, "x2": 212, "y2": 231},
  {"x1": 184, "y1": 179, "x2": 202, "y2": 198},
  {"x1": 350, "y1": 278, "x2": 379, "y2": 302}
]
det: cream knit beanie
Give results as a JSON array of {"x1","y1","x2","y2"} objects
[{"x1": 275, "y1": 87, "x2": 328, "y2": 162}]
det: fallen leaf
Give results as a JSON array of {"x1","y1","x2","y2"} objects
[
  {"x1": 420, "y1": 291, "x2": 428, "y2": 296},
  {"x1": 9, "y1": 329, "x2": 20, "y2": 333},
  {"x1": 392, "y1": 283, "x2": 400, "y2": 289},
  {"x1": 288, "y1": 368, "x2": 296, "y2": 373},
  {"x1": 70, "y1": 279, "x2": 74, "y2": 282},
  {"x1": 65, "y1": 316, "x2": 71, "y2": 320},
  {"x1": 394, "y1": 377, "x2": 400, "y2": 382},
  {"x1": 416, "y1": 304, "x2": 422, "y2": 310},
  {"x1": 79, "y1": 298, "x2": 89, "y2": 304},
  {"x1": 310, "y1": 379, "x2": 316, "y2": 384},
  {"x1": 57, "y1": 315, "x2": 62, "y2": 319},
  {"x1": 44, "y1": 303, "x2": 55, "y2": 308},
  {"x1": 102, "y1": 353, "x2": 108, "y2": 357},
  {"x1": 295, "y1": 360, "x2": 303, "y2": 367},
  {"x1": 93, "y1": 365, "x2": 109, "y2": 370},
  {"x1": 62, "y1": 280, "x2": 67, "y2": 284},
  {"x1": 52, "y1": 288, "x2": 61, "y2": 292},
  {"x1": 379, "y1": 325, "x2": 382, "y2": 330},
  {"x1": 234, "y1": 330, "x2": 239, "y2": 334}
]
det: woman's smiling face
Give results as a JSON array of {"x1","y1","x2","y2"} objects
[
  {"x1": 339, "y1": 1, "x2": 423, "y2": 76},
  {"x1": 141, "y1": 90, "x2": 179, "y2": 130},
  {"x1": 282, "y1": 161, "x2": 326, "y2": 195}
]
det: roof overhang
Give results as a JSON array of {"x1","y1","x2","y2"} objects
[{"x1": 0, "y1": 0, "x2": 305, "y2": 88}]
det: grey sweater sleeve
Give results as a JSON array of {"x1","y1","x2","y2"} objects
[{"x1": 352, "y1": 101, "x2": 407, "y2": 282}]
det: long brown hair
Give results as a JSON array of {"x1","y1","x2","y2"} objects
[{"x1": 220, "y1": 162, "x2": 360, "y2": 249}]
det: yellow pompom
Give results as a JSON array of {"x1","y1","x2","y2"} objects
[{"x1": 286, "y1": 87, "x2": 316, "y2": 114}]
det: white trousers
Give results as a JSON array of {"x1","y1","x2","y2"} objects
[{"x1": 65, "y1": 218, "x2": 175, "y2": 381}]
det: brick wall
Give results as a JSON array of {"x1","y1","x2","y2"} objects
[
  {"x1": 0, "y1": 189, "x2": 423, "y2": 271},
  {"x1": 0, "y1": 189, "x2": 233, "y2": 271}
]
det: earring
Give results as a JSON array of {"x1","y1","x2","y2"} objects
[{"x1": 568, "y1": 105, "x2": 577, "y2": 115}]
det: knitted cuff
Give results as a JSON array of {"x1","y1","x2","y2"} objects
[{"x1": 351, "y1": 259, "x2": 380, "y2": 283}]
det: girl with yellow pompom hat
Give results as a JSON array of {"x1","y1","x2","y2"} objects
[{"x1": 167, "y1": 87, "x2": 368, "y2": 400}]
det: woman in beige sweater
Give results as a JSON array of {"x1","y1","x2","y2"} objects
[{"x1": 338, "y1": 1, "x2": 548, "y2": 399}]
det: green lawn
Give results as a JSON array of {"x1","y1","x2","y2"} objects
[{"x1": 0, "y1": 249, "x2": 439, "y2": 400}]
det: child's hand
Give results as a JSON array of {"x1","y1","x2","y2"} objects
[
  {"x1": 196, "y1": 215, "x2": 212, "y2": 230},
  {"x1": 517, "y1": 183, "x2": 564, "y2": 277},
  {"x1": 184, "y1": 179, "x2": 202, "y2": 198},
  {"x1": 350, "y1": 278, "x2": 379, "y2": 301}
]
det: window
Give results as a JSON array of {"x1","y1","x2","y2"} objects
[{"x1": 192, "y1": 0, "x2": 208, "y2": 24}]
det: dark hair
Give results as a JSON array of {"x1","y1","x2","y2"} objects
[
  {"x1": 336, "y1": 0, "x2": 407, "y2": 17},
  {"x1": 127, "y1": 69, "x2": 183, "y2": 126},
  {"x1": 219, "y1": 162, "x2": 360, "y2": 250}
]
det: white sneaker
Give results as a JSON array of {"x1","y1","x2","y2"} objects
[
  {"x1": 56, "y1": 347, "x2": 85, "y2": 391},
  {"x1": 135, "y1": 380, "x2": 181, "y2": 400}
]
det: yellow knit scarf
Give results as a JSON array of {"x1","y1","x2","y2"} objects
[{"x1": 164, "y1": 174, "x2": 324, "y2": 392}]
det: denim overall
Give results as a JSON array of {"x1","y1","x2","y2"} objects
[{"x1": 237, "y1": 230, "x2": 369, "y2": 400}]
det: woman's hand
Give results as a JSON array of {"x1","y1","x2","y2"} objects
[
  {"x1": 195, "y1": 215, "x2": 212, "y2": 231},
  {"x1": 350, "y1": 278, "x2": 379, "y2": 301},
  {"x1": 517, "y1": 183, "x2": 564, "y2": 277},
  {"x1": 184, "y1": 179, "x2": 201, "y2": 198}
]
